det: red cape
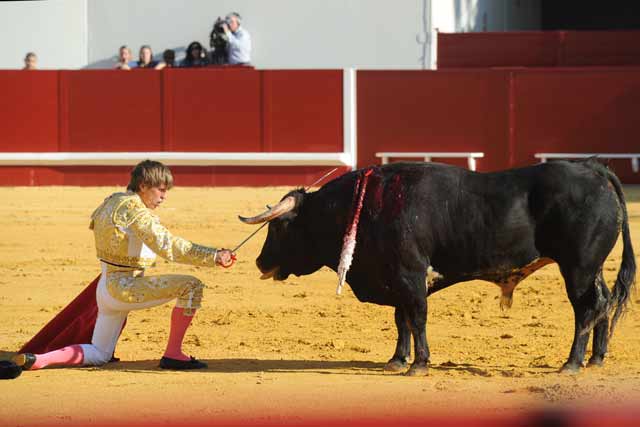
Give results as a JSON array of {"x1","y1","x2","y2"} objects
[{"x1": 19, "y1": 275, "x2": 126, "y2": 355}]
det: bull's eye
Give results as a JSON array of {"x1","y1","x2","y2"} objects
[{"x1": 273, "y1": 219, "x2": 289, "y2": 232}]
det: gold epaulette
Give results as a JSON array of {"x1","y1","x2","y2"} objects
[{"x1": 112, "y1": 193, "x2": 150, "y2": 229}]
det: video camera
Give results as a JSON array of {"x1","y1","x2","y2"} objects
[
  {"x1": 210, "y1": 17, "x2": 229, "y2": 49},
  {"x1": 209, "y1": 17, "x2": 230, "y2": 65}
]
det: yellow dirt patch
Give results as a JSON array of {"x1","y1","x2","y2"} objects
[{"x1": 1, "y1": 186, "x2": 639, "y2": 425}]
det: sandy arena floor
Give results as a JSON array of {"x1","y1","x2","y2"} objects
[{"x1": 0, "y1": 185, "x2": 639, "y2": 426}]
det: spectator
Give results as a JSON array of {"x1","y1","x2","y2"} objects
[
  {"x1": 137, "y1": 45, "x2": 159, "y2": 68},
  {"x1": 180, "y1": 41, "x2": 209, "y2": 68},
  {"x1": 115, "y1": 45, "x2": 135, "y2": 70},
  {"x1": 155, "y1": 49, "x2": 177, "y2": 70},
  {"x1": 222, "y1": 12, "x2": 251, "y2": 65},
  {"x1": 23, "y1": 52, "x2": 37, "y2": 70}
]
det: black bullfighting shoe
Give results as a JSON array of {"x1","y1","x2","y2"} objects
[
  {"x1": 11, "y1": 353, "x2": 37, "y2": 370},
  {"x1": 159, "y1": 356, "x2": 208, "y2": 370},
  {"x1": 0, "y1": 360, "x2": 23, "y2": 380}
]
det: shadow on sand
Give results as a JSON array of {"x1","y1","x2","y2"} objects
[
  {"x1": 101, "y1": 358, "x2": 557, "y2": 377},
  {"x1": 2, "y1": 349, "x2": 556, "y2": 377},
  {"x1": 98, "y1": 358, "x2": 386, "y2": 375}
]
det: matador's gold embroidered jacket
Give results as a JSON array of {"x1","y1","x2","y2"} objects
[{"x1": 90, "y1": 192, "x2": 217, "y2": 270}]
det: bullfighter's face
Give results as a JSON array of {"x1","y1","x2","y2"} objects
[{"x1": 138, "y1": 184, "x2": 168, "y2": 210}]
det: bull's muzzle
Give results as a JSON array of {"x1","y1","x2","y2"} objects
[
  {"x1": 256, "y1": 258, "x2": 281, "y2": 280},
  {"x1": 259, "y1": 267, "x2": 279, "y2": 280}
]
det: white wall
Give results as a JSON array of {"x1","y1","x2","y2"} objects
[
  {"x1": 0, "y1": 0, "x2": 541, "y2": 70},
  {"x1": 0, "y1": 0, "x2": 87, "y2": 69},
  {"x1": 87, "y1": 0, "x2": 429, "y2": 70}
]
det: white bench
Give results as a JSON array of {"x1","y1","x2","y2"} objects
[
  {"x1": 375, "y1": 152, "x2": 484, "y2": 171},
  {"x1": 534, "y1": 153, "x2": 640, "y2": 173}
]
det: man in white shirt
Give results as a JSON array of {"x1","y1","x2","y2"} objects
[{"x1": 222, "y1": 12, "x2": 252, "y2": 65}]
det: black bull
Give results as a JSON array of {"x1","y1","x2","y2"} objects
[{"x1": 239, "y1": 160, "x2": 636, "y2": 376}]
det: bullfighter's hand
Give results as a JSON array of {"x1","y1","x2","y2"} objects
[{"x1": 215, "y1": 249, "x2": 236, "y2": 268}]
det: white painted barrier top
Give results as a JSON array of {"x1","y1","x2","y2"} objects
[
  {"x1": 375, "y1": 152, "x2": 484, "y2": 171},
  {"x1": 0, "y1": 152, "x2": 353, "y2": 167}
]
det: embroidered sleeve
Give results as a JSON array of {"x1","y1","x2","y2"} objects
[{"x1": 128, "y1": 209, "x2": 218, "y2": 267}]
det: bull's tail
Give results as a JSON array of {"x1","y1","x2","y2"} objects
[{"x1": 605, "y1": 168, "x2": 636, "y2": 339}]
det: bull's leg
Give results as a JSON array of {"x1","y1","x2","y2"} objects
[
  {"x1": 405, "y1": 297, "x2": 429, "y2": 377},
  {"x1": 560, "y1": 267, "x2": 601, "y2": 373},
  {"x1": 384, "y1": 307, "x2": 411, "y2": 373},
  {"x1": 399, "y1": 270, "x2": 429, "y2": 376},
  {"x1": 588, "y1": 271, "x2": 611, "y2": 368}
]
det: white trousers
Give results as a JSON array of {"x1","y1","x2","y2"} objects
[{"x1": 80, "y1": 264, "x2": 174, "y2": 365}]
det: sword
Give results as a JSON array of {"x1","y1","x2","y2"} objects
[
  {"x1": 232, "y1": 221, "x2": 268, "y2": 253},
  {"x1": 305, "y1": 167, "x2": 338, "y2": 191}
]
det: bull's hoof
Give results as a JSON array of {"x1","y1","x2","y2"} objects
[
  {"x1": 405, "y1": 364, "x2": 429, "y2": 377},
  {"x1": 383, "y1": 359, "x2": 408, "y2": 373},
  {"x1": 559, "y1": 362, "x2": 582, "y2": 374},
  {"x1": 587, "y1": 356, "x2": 605, "y2": 368}
]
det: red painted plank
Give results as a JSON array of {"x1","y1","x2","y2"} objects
[
  {"x1": 65, "y1": 70, "x2": 162, "y2": 152},
  {"x1": 437, "y1": 32, "x2": 559, "y2": 68},
  {"x1": 0, "y1": 71, "x2": 59, "y2": 152},
  {"x1": 167, "y1": 68, "x2": 262, "y2": 152},
  {"x1": 266, "y1": 70, "x2": 343, "y2": 152},
  {"x1": 356, "y1": 70, "x2": 509, "y2": 172}
]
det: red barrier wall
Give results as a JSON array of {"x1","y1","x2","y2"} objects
[
  {"x1": 0, "y1": 165, "x2": 351, "y2": 187},
  {"x1": 0, "y1": 71, "x2": 59, "y2": 152},
  {"x1": 357, "y1": 70, "x2": 510, "y2": 172},
  {"x1": 265, "y1": 70, "x2": 343, "y2": 152},
  {"x1": 166, "y1": 68, "x2": 262, "y2": 152},
  {"x1": 164, "y1": 68, "x2": 343, "y2": 153},
  {"x1": 357, "y1": 68, "x2": 640, "y2": 183},
  {"x1": 438, "y1": 32, "x2": 559, "y2": 68},
  {"x1": 0, "y1": 69, "x2": 343, "y2": 156},
  {"x1": 1, "y1": 67, "x2": 640, "y2": 185},
  {"x1": 62, "y1": 70, "x2": 163, "y2": 152},
  {"x1": 509, "y1": 67, "x2": 640, "y2": 182},
  {"x1": 0, "y1": 69, "x2": 344, "y2": 186},
  {"x1": 438, "y1": 31, "x2": 640, "y2": 69},
  {"x1": 562, "y1": 31, "x2": 640, "y2": 66}
]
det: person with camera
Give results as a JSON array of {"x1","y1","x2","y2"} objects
[{"x1": 221, "y1": 12, "x2": 252, "y2": 65}]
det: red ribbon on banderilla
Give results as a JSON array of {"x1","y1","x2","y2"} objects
[{"x1": 336, "y1": 168, "x2": 374, "y2": 295}]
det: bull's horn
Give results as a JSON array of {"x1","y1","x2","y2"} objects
[{"x1": 238, "y1": 196, "x2": 296, "y2": 224}]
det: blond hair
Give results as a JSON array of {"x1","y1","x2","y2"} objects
[{"x1": 127, "y1": 160, "x2": 174, "y2": 192}]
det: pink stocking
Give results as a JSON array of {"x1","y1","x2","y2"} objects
[
  {"x1": 32, "y1": 344, "x2": 84, "y2": 370},
  {"x1": 163, "y1": 307, "x2": 195, "y2": 361}
]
